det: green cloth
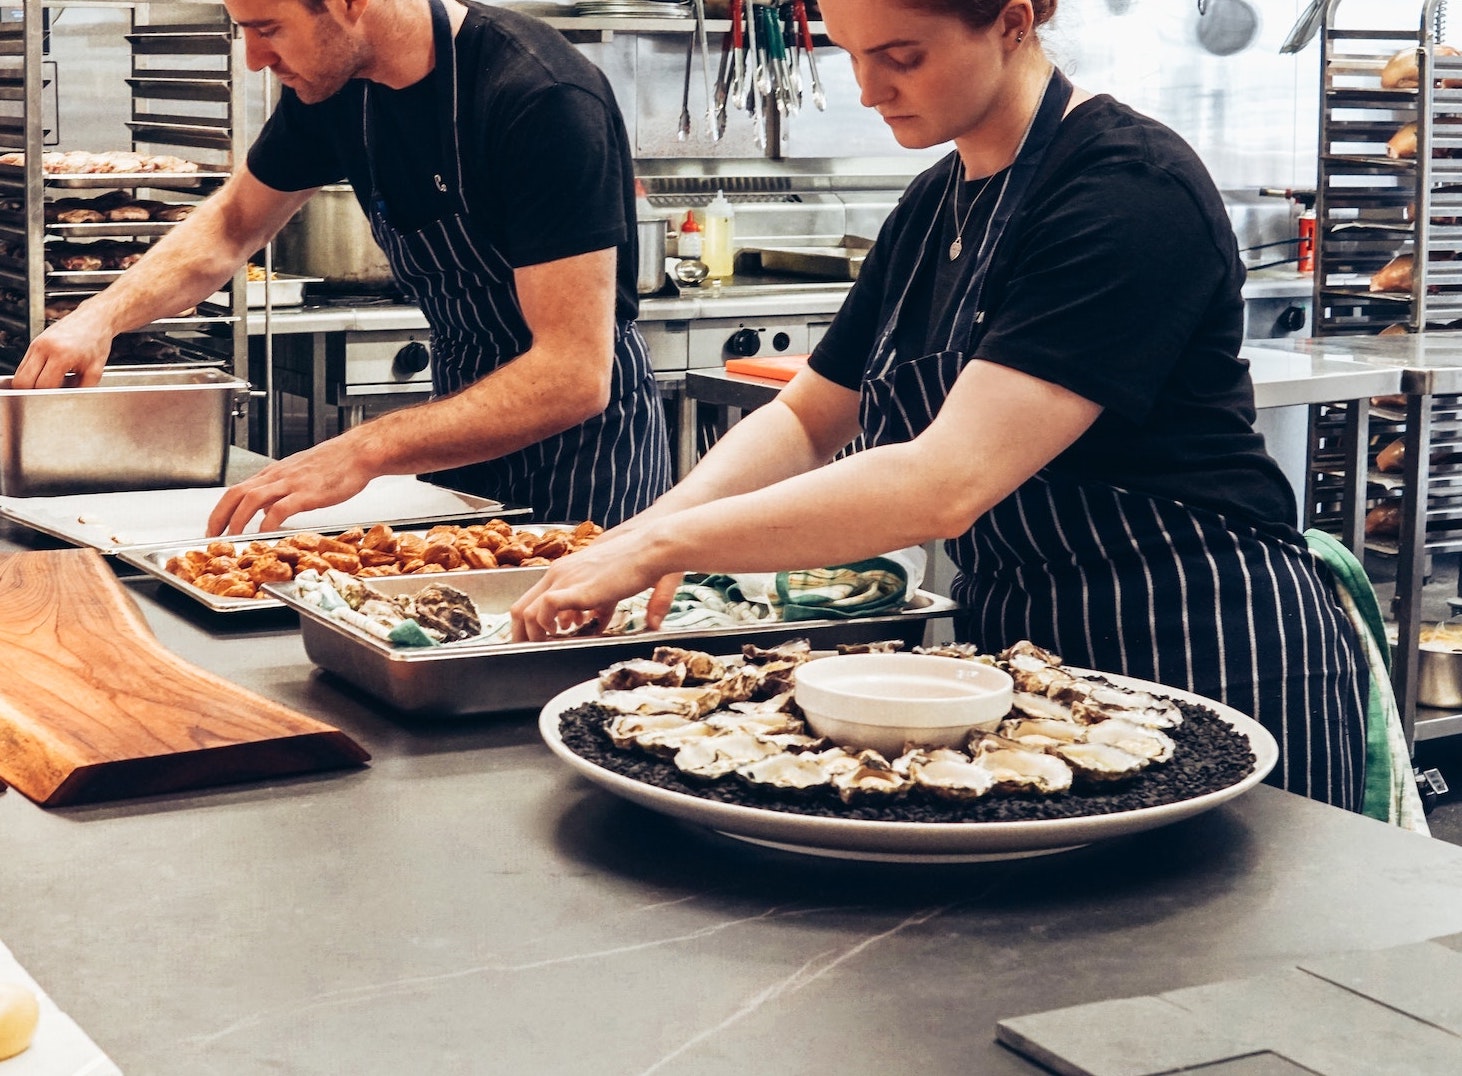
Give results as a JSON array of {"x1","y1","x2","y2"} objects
[{"x1": 1304, "y1": 529, "x2": 1428, "y2": 832}]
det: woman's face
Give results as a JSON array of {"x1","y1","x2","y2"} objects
[{"x1": 819, "y1": 0, "x2": 1016, "y2": 150}]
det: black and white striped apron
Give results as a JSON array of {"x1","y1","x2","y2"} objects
[
  {"x1": 859, "y1": 69, "x2": 1367, "y2": 808},
  {"x1": 360, "y1": 0, "x2": 671, "y2": 528}
]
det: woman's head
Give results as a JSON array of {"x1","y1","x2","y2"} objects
[
  {"x1": 896, "y1": 0, "x2": 1057, "y2": 33},
  {"x1": 819, "y1": 0, "x2": 1055, "y2": 158}
]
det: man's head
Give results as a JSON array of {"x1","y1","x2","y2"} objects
[{"x1": 225, "y1": 0, "x2": 372, "y2": 104}]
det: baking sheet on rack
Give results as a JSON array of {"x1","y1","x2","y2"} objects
[
  {"x1": 0, "y1": 474, "x2": 525, "y2": 553},
  {"x1": 0, "y1": 167, "x2": 231, "y2": 189},
  {"x1": 120, "y1": 521, "x2": 566, "y2": 614}
]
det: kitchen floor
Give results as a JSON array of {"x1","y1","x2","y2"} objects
[{"x1": 1367, "y1": 551, "x2": 1462, "y2": 846}]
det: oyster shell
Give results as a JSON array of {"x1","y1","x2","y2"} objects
[
  {"x1": 904, "y1": 751, "x2": 996, "y2": 801},
  {"x1": 999, "y1": 716, "x2": 1086, "y2": 748},
  {"x1": 1010, "y1": 690, "x2": 1077, "y2": 723},
  {"x1": 1083, "y1": 717, "x2": 1176, "y2": 763},
  {"x1": 1070, "y1": 684, "x2": 1183, "y2": 729},
  {"x1": 830, "y1": 749, "x2": 908, "y2": 804},
  {"x1": 836, "y1": 639, "x2": 905, "y2": 654},
  {"x1": 972, "y1": 746, "x2": 1074, "y2": 795},
  {"x1": 913, "y1": 642, "x2": 988, "y2": 661},
  {"x1": 743, "y1": 638, "x2": 813, "y2": 664},
  {"x1": 651, "y1": 646, "x2": 726, "y2": 684},
  {"x1": 408, "y1": 582, "x2": 482, "y2": 643},
  {"x1": 703, "y1": 708, "x2": 807, "y2": 738},
  {"x1": 1055, "y1": 742, "x2": 1149, "y2": 783},
  {"x1": 736, "y1": 750, "x2": 838, "y2": 791},
  {"x1": 598, "y1": 684, "x2": 724, "y2": 720},
  {"x1": 673, "y1": 731, "x2": 785, "y2": 779},
  {"x1": 599, "y1": 658, "x2": 687, "y2": 692},
  {"x1": 604, "y1": 711, "x2": 699, "y2": 751}
]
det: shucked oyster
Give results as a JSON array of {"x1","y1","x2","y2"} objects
[
  {"x1": 408, "y1": 582, "x2": 482, "y2": 643},
  {"x1": 902, "y1": 749, "x2": 996, "y2": 802},
  {"x1": 651, "y1": 646, "x2": 726, "y2": 684},
  {"x1": 599, "y1": 658, "x2": 687, "y2": 692},
  {"x1": 1055, "y1": 742, "x2": 1149, "y2": 783}
]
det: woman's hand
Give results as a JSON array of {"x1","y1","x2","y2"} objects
[{"x1": 510, "y1": 521, "x2": 680, "y2": 641}]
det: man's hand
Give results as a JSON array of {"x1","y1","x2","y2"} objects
[
  {"x1": 207, "y1": 438, "x2": 379, "y2": 536},
  {"x1": 12, "y1": 308, "x2": 114, "y2": 389}
]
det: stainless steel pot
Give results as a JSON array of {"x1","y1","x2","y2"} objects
[
  {"x1": 274, "y1": 184, "x2": 394, "y2": 286},
  {"x1": 1418, "y1": 626, "x2": 1462, "y2": 709},
  {"x1": 637, "y1": 217, "x2": 669, "y2": 296}
]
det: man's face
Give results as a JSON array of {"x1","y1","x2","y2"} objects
[{"x1": 225, "y1": 0, "x2": 367, "y2": 104}]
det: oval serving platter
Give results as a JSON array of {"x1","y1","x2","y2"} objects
[{"x1": 539, "y1": 668, "x2": 1279, "y2": 863}]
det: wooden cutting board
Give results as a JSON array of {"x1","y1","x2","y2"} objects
[{"x1": 0, "y1": 548, "x2": 369, "y2": 806}]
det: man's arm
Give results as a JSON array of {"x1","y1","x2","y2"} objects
[
  {"x1": 13, "y1": 169, "x2": 316, "y2": 388},
  {"x1": 206, "y1": 245, "x2": 619, "y2": 534}
]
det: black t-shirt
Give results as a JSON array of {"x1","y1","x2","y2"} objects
[
  {"x1": 810, "y1": 96, "x2": 1297, "y2": 533},
  {"x1": 247, "y1": 3, "x2": 640, "y2": 323}
]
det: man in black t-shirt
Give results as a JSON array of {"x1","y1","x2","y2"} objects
[{"x1": 15, "y1": 0, "x2": 671, "y2": 532}]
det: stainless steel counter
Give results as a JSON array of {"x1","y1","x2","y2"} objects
[
  {"x1": 1, "y1": 514, "x2": 1461, "y2": 1075},
  {"x1": 243, "y1": 269, "x2": 1317, "y2": 336}
]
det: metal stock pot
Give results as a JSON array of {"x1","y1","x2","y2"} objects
[{"x1": 274, "y1": 184, "x2": 394, "y2": 286}]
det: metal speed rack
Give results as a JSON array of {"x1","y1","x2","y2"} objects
[
  {"x1": 0, "y1": 1, "x2": 247, "y2": 385},
  {"x1": 1314, "y1": 0, "x2": 1462, "y2": 335}
]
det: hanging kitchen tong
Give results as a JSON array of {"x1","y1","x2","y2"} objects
[
  {"x1": 792, "y1": 0, "x2": 825, "y2": 111},
  {"x1": 691, "y1": 0, "x2": 716, "y2": 140},
  {"x1": 714, "y1": 19, "x2": 732, "y2": 140},
  {"x1": 677, "y1": 26, "x2": 693, "y2": 140}
]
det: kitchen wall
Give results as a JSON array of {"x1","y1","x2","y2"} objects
[
  {"x1": 44, "y1": 1, "x2": 1432, "y2": 196},
  {"x1": 576, "y1": 0, "x2": 1413, "y2": 196}
]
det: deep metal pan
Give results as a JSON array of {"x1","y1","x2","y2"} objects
[{"x1": 265, "y1": 569, "x2": 962, "y2": 718}]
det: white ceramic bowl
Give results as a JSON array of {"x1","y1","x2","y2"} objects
[{"x1": 793, "y1": 652, "x2": 1014, "y2": 758}]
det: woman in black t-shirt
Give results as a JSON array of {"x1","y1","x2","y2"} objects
[{"x1": 513, "y1": 0, "x2": 1368, "y2": 809}]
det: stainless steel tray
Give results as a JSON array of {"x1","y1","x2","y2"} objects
[
  {"x1": 266, "y1": 570, "x2": 962, "y2": 717},
  {"x1": 118, "y1": 519, "x2": 564, "y2": 614},
  {"x1": 0, "y1": 474, "x2": 524, "y2": 553}
]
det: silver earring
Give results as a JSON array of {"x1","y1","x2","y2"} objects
[{"x1": 1017, "y1": 31, "x2": 1026, "y2": 42}]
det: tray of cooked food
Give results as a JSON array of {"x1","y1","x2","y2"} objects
[
  {"x1": 261, "y1": 564, "x2": 960, "y2": 716},
  {"x1": 1, "y1": 473, "x2": 524, "y2": 555},
  {"x1": 538, "y1": 639, "x2": 1278, "y2": 861},
  {"x1": 0, "y1": 150, "x2": 228, "y2": 189},
  {"x1": 125, "y1": 518, "x2": 594, "y2": 613}
]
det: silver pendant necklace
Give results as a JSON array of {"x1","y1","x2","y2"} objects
[{"x1": 948, "y1": 159, "x2": 997, "y2": 261}]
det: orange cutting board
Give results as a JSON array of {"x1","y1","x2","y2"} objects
[
  {"x1": 724, "y1": 354, "x2": 809, "y2": 382},
  {"x1": 0, "y1": 548, "x2": 369, "y2": 807}
]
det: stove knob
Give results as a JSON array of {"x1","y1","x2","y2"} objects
[
  {"x1": 393, "y1": 340, "x2": 430, "y2": 376},
  {"x1": 726, "y1": 327, "x2": 761, "y2": 357},
  {"x1": 1278, "y1": 305, "x2": 1307, "y2": 333}
]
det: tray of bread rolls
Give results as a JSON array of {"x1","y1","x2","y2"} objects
[{"x1": 115, "y1": 517, "x2": 587, "y2": 614}]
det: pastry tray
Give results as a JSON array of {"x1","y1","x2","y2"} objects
[
  {"x1": 265, "y1": 569, "x2": 961, "y2": 717},
  {"x1": 0, "y1": 474, "x2": 525, "y2": 555},
  {"x1": 118, "y1": 519, "x2": 564, "y2": 615}
]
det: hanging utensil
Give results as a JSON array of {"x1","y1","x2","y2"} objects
[
  {"x1": 1280, "y1": 0, "x2": 1324, "y2": 55},
  {"x1": 793, "y1": 0, "x2": 825, "y2": 111},
  {"x1": 677, "y1": 29, "x2": 693, "y2": 141},
  {"x1": 714, "y1": 23, "x2": 732, "y2": 140},
  {"x1": 692, "y1": 0, "x2": 715, "y2": 139},
  {"x1": 744, "y1": 0, "x2": 759, "y2": 112},
  {"x1": 729, "y1": 0, "x2": 745, "y2": 105}
]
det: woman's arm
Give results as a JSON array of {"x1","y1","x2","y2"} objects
[{"x1": 511, "y1": 358, "x2": 1102, "y2": 639}]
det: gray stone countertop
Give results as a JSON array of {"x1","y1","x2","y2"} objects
[{"x1": 0, "y1": 510, "x2": 1460, "y2": 1075}]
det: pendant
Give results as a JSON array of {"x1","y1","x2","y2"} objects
[{"x1": 948, "y1": 236, "x2": 962, "y2": 261}]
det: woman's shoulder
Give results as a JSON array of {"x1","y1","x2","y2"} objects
[{"x1": 1049, "y1": 95, "x2": 1215, "y2": 183}]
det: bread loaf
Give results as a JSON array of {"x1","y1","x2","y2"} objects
[
  {"x1": 0, "y1": 982, "x2": 39, "y2": 1061},
  {"x1": 1381, "y1": 44, "x2": 1462, "y2": 88},
  {"x1": 1366, "y1": 501, "x2": 1403, "y2": 538},
  {"x1": 1377, "y1": 437, "x2": 1406, "y2": 473},
  {"x1": 1388, "y1": 121, "x2": 1419, "y2": 159},
  {"x1": 1370, "y1": 253, "x2": 1415, "y2": 292}
]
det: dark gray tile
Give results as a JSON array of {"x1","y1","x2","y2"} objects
[
  {"x1": 1162, "y1": 968, "x2": 1462, "y2": 1075},
  {"x1": 1176, "y1": 1056, "x2": 1321, "y2": 1075},
  {"x1": 996, "y1": 995, "x2": 1266, "y2": 1076},
  {"x1": 1300, "y1": 941, "x2": 1462, "y2": 1033}
]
